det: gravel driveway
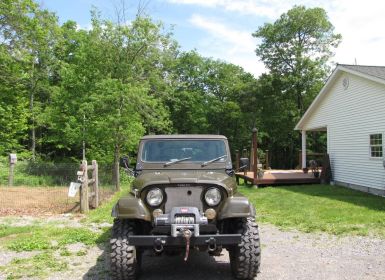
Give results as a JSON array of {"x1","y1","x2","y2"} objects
[
  {"x1": 135, "y1": 224, "x2": 385, "y2": 280},
  {"x1": 2, "y1": 221, "x2": 385, "y2": 280}
]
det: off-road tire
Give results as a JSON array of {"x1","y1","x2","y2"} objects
[
  {"x1": 110, "y1": 219, "x2": 141, "y2": 280},
  {"x1": 229, "y1": 218, "x2": 261, "y2": 279}
]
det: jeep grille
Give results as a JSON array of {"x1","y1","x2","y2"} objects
[{"x1": 164, "y1": 187, "x2": 203, "y2": 213}]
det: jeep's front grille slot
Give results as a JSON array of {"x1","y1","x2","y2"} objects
[
  {"x1": 174, "y1": 216, "x2": 195, "y2": 224},
  {"x1": 164, "y1": 187, "x2": 203, "y2": 213}
]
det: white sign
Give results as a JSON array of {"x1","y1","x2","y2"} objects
[
  {"x1": 68, "y1": 182, "x2": 81, "y2": 197},
  {"x1": 9, "y1": 153, "x2": 17, "y2": 164}
]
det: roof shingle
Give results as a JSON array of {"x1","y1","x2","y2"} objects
[{"x1": 339, "y1": 64, "x2": 385, "y2": 81}]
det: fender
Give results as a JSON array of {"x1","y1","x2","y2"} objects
[
  {"x1": 112, "y1": 195, "x2": 151, "y2": 221},
  {"x1": 217, "y1": 195, "x2": 256, "y2": 220}
]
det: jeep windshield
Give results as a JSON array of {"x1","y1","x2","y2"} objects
[{"x1": 141, "y1": 139, "x2": 227, "y2": 164}]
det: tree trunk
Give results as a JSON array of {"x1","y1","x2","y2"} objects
[{"x1": 114, "y1": 144, "x2": 120, "y2": 191}]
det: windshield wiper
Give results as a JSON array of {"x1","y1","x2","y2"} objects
[
  {"x1": 201, "y1": 155, "x2": 227, "y2": 167},
  {"x1": 164, "y1": 157, "x2": 192, "y2": 167}
]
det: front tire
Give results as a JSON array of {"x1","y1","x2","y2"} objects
[
  {"x1": 110, "y1": 219, "x2": 141, "y2": 280},
  {"x1": 229, "y1": 218, "x2": 261, "y2": 279}
]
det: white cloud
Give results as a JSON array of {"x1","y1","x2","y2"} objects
[
  {"x1": 170, "y1": 0, "x2": 385, "y2": 76},
  {"x1": 189, "y1": 14, "x2": 265, "y2": 76},
  {"x1": 168, "y1": 0, "x2": 285, "y2": 18}
]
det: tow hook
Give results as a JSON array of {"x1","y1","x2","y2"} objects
[
  {"x1": 182, "y1": 228, "x2": 192, "y2": 261},
  {"x1": 154, "y1": 238, "x2": 165, "y2": 253},
  {"x1": 206, "y1": 237, "x2": 217, "y2": 252}
]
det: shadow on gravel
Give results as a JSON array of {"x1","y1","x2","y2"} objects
[
  {"x1": 83, "y1": 229, "x2": 111, "y2": 280},
  {"x1": 83, "y1": 242, "x2": 233, "y2": 280},
  {"x1": 139, "y1": 251, "x2": 232, "y2": 280}
]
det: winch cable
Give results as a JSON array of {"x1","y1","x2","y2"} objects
[{"x1": 182, "y1": 229, "x2": 192, "y2": 261}]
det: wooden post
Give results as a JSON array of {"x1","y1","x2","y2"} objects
[
  {"x1": 8, "y1": 154, "x2": 17, "y2": 187},
  {"x1": 80, "y1": 160, "x2": 89, "y2": 213},
  {"x1": 8, "y1": 163, "x2": 15, "y2": 187},
  {"x1": 265, "y1": 150, "x2": 269, "y2": 169},
  {"x1": 252, "y1": 128, "x2": 258, "y2": 180},
  {"x1": 91, "y1": 160, "x2": 99, "y2": 208},
  {"x1": 235, "y1": 150, "x2": 240, "y2": 170}
]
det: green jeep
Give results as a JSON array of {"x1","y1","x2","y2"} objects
[{"x1": 110, "y1": 135, "x2": 261, "y2": 279}]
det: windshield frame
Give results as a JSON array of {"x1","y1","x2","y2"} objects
[{"x1": 137, "y1": 138, "x2": 232, "y2": 169}]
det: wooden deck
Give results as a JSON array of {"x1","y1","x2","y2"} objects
[{"x1": 236, "y1": 169, "x2": 321, "y2": 185}]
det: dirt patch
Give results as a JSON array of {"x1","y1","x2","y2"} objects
[{"x1": 0, "y1": 187, "x2": 114, "y2": 215}]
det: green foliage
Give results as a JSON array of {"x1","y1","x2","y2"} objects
[
  {"x1": 239, "y1": 184, "x2": 385, "y2": 237},
  {"x1": 253, "y1": 5, "x2": 341, "y2": 112},
  {"x1": 252, "y1": 5, "x2": 341, "y2": 167},
  {"x1": 0, "y1": 1, "x2": 341, "y2": 169},
  {"x1": 85, "y1": 182, "x2": 130, "y2": 224}
]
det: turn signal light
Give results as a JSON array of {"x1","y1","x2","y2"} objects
[
  {"x1": 205, "y1": 208, "x2": 216, "y2": 220},
  {"x1": 153, "y1": 208, "x2": 163, "y2": 217}
]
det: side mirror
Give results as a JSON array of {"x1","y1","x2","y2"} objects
[
  {"x1": 120, "y1": 156, "x2": 130, "y2": 169},
  {"x1": 239, "y1": 158, "x2": 250, "y2": 171},
  {"x1": 120, "y1": 156, "x2": 137, "y2": 177}
]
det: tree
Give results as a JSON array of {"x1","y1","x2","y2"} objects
[
  {"x1": 252, "y1": 6, "x2": 341, "y2": 168},
  {"x1": 0, "y1": 0, "x2": 60, "y2": 159},
  {"x1": 253, "y1": 5, "x2": 341, "y2": 114}
]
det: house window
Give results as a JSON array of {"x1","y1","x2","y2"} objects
[{"x1": 370, "y1": 134, "x2": 383, "y2": 158}]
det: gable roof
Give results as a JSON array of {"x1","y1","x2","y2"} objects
[
  {"x1": 295, "y1": 64, "x2": 385, "y2": 130},
  {"x1": 340, "y1": 64, "x2": 385, "y2": 81}
]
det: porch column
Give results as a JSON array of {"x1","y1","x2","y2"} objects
[{"x1": 301, "y1": 130, "x2": 307, "y2": 170}]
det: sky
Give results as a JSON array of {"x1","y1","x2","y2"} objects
[{"x1": 40, "y1": 0, "x2": 385, "y2": 77}]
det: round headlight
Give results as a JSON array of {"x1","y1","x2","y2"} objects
[
  {"x1": 146, "y1": 188, "x2": 163, "y2": 206},
  {"x1": 205, "y1": 187, "x2": 222, "y2": 206}
]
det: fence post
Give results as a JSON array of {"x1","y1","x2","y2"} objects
[
  {"x1": 80, "y1": 160, "x2": 89, "y2": 213},
  {"x1": 8, "y1": 154, "x2": 17, "y2": 187},
  {"x1": 91, "y1": 160, "x2": 99, "y2": 208}
]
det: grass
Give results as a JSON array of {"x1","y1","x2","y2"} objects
[
  {"x1": 84, "y1": 184, "x2": 130, "y2": 224},
  {"x1": 3, "y1": 226, "x2": 103, "y2": 252},
  {"x1": 239, "y1": 183, "x2": 385, "y2": 237},
  {"x1": 0, "y1": 252, "x2": 68, "y2": 279}
]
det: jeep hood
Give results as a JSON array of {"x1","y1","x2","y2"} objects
[{"x1": 133, "y1": 170, "x2": 236, "y2": 192}]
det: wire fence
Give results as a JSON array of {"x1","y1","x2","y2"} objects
[{"x1": 0, "y1": 158, "x2": 119, "y2": 215}]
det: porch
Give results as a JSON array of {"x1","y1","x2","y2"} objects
[
  {"x1": 235, "y1": 169, "x2": 321, "y2": 186},
  {"x1": 234, "y1": 127, "x2": 330, "y2": 186}
]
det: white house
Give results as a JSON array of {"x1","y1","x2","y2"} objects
[{"x1": 295, "y1": 64, "x2": 385, "y2": 196}]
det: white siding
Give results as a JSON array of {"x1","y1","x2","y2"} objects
[{"x1": 303, "y1": 73, "x2": 385, "y2": 190}]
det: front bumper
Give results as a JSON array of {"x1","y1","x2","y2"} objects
[{"x1": 128, "y1": 234, "x2": 241, "y2": 246}]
